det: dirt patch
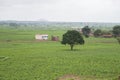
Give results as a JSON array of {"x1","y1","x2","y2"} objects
[{"x1": 57, "y1": 74, "x2": 80, "y2": 80}]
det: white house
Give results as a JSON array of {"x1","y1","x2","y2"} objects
[{"x1": 35, "y1": 34, "x2": 48, "y2": 40}]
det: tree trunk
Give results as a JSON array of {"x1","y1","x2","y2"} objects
[{"x1": 70, "y1": 44, "x2": 74, "y2": 50}]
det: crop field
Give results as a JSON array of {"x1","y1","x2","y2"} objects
[{"x1": 0, "y1": 29, "x2": 120, "y2": 80}]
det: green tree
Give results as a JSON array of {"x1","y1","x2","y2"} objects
[
  {"x1": 94, "y1": 29, "x2": 102, "y2": 37},
  {"x1": 113, "y1": 25, "x2": 120, "y2": 37},
  {"x1": 61, "y1": 30, "x2": 84, "y2": 50},
  {"x1": 82, "y1": 26, "x2": 91, "y2": 38}
]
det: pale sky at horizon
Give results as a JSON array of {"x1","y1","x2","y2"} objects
[{"x1": 0, "y1": 0, "x2": 120, "y2": 22}]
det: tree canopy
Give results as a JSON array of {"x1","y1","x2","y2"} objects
[
  {"x1": 94, "y1": 29, "x2": 102, "y2": 37},
  {"x1": 61, "y1": 30, "x2": 84, "y2": 50},
  {"x1": 113, "y1": 25, "x2": 120, "y2": 37},
  {"x1": 82, "y1": 26, "x2": 91, "y2": 38}
]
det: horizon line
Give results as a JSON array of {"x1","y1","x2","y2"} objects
[{"x1": 0, "y1": 20, "x2": 120, "y2": 23}]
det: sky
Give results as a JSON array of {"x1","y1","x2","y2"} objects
[{"x1": 0, "y1": 0, "x2": 120, "y2": 22}]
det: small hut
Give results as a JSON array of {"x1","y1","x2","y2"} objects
[
  {"x1": 35, "y1": 34, "x2": 48, "y2": 40},
  {"x1": 102, "y1": 34, "x2": 113, "y2": 38}
]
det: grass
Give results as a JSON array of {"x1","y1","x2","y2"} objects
[{"x1": 0, "y1": 29, "x2": 120, "y2": 80}]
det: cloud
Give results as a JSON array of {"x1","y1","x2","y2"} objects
[
  {"x1": 0, "y1": 0, "x2": 60, "y2": 7},
  {"x1": 0, "y1": 0, "x2": 120, "y2": 22}
]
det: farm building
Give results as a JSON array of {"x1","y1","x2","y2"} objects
[
  {"x1": 35, "y1": 34, "x2": 48, "y2": 40},
  {"x1": 102, "y1": 34, "x2": 113, "y2": 38}
]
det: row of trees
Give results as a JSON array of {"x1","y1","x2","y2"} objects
[
  {"x1": 61, "y1": 25, "x2": 120, "y2": 50},
  {"x1": 93, "y1": 29, "x2": 112, "y2": 37},
  {"x1": 82, "y1": 25, "x2": 120, "y2": 38}
]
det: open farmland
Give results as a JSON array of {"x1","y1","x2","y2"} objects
[{"x1": 0, "y1": 29, "x2": 120, "y2": 80}]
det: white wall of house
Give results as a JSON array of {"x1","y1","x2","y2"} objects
[{"x1": 35, "y1": 34, "x2": 48, "y2": 40}]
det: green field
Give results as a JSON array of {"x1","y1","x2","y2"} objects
[{"x1": 0, "y1": 29, "x2": 120, "y2": 80}]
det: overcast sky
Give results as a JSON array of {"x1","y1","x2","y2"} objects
[{"x1": 0, "y1": 0, "x2": 120, "y2": 22}]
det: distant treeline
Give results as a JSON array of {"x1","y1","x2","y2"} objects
[{"x1": 0, "y1": 21, "x2": 120, "y2": 30}]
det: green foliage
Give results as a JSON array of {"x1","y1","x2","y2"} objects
[
  {"x1": 94, "y1": 29, "x2": 102, "y2": 37},
  {"x1": 82, "y1": 26, "x2": 91, "y2": 38},
  {"x1": 101, "y1": 30, "x2": 112, "y2": 35},
  {"x1": 116, "y1": 37, "x2": 120, "y2": 44},
  {"x1": 113, "y1": 25, "x2": 120, "y2": 37},
  {"x1": 61, "y1": 30, "x2": 84, "y2": 50}
]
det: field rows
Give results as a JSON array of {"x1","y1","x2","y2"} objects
[{"x1": 0, "y1": 29, "x2": 120, "y2": 80}]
